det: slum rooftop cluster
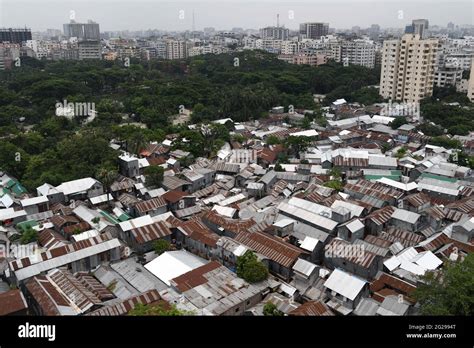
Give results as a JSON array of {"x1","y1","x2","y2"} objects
[{"x1": 0, "y1": 100, "x2": 473, "y2": 316}]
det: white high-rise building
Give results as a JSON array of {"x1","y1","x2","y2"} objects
[
  {"x1": 467, "y1": 59, "x2": 474, "y2": 102},
  {"x1": 338, "y1": 40, "x2": 376, "y2": 68},
  {"x1": 166, "y1": 40, "x2": 188, "y2": 60},
  {"x1": 379, "y1": 34, "x2": 438, "y2": 103},
  {"x1": 281, "y1": 40, "x2": 302, "y2": 55}
]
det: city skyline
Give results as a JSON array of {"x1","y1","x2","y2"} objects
[{"x1": 0, "y1": 0, "x2": 472, "y2": 32}]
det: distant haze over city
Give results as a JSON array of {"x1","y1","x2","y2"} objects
[{"x1": 0, "y1": 0, "x2": 472, "y2": 32}]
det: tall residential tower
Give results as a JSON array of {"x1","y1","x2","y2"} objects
[{"x1": 379, "y1": 34, "x2": 438, "y2": 103}]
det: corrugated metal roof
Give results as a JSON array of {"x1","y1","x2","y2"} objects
[
  {"x1": 391, "y1": 208, "x2": 421, "y2": 224},
  {"x1": 288, "y1": 197, "x2": 333, "y2": 217},
  {"x1": 354, "y1": 297, "x2": 380, "y2": 316},
  {"x1": 289, "y1": 300, "x2": 334, "y2": 316},
  {"x1": 144, "y1": 250, "x2": 207, "y2": 286},
  {"x1": 376, "y1": 177, "x2": 418, "y2": 192},
  {"x1": 119, "y1": 215, "x2": 154, "y2": 232},
  {"x1": 235, "y1": 231, "x2": 305, "y2": 268},
  {"x1": 368, "y1": 155, "x2": 397, "y2": 168},
  {"x1": 418, "y1": 181, "x2": 459, "y2": 196},
  {"x1": 134, "y1": 197, "x2": 167, "y2": 214},
  {"x1": 292, "y1": 258, "x2": 317, "y2": 277},
  {"x1": 56, "y1": 177, "x2": 100, "y2": 196},
  {"x1": 202, "y1": 210, "x2": 257, "y2": 235},
  {"x1": 218, "y1": 193, "x2": 247, "y2": 207},
  {"x1": 11, "y1": 235, "x2": 121, "y2": 281},
  {"x1": 326, "y1": 238, "x2": 377, "y2": 268},
  {"x1": 130, "y1": 221, "x2": 171, "y2": 244},
  {"x1": 278, "y1": 202, "x2": 338, "y2": 232},
  {"x1": 299, "y1": 236, "x2": 319, "y2": 251},
  {"x1": 331, "y1": 200, "x2": 365, "y2": 217},
  {"x1": 178, "y1": 219, "x2": 220, "y2": 247},
  {"x1": 86, "y1": 289, "x2": 163, "y2": 316},
  {"x1": 324, "y1": 269, "x2": 367, "y2": 301},
  {"x1": 0, "y1": 289, "x2": 28, "y2": 315},
  {"x1": 377, "y1": 295, "x2": 409, "y2": 315},
  {"x1": 365, "y1": 206, "x2": 395, "y2": 226},
  {"x1": 110, "y1": 258, "x2": 168, "y2": 293}
]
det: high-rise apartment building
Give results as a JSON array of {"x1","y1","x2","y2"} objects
[
  {"x1": 405, "y1": 19, "x2": 429, "y2": 39},
  {"x1": 259, "y1": 26, "x2": 289, "y2": 40},
  {"x1": 434, "y1": 66, "x2": 463, "y2": 88},
  {"x1": 379, "y1": 34, "x2": 438, "y2": 103},
  {"x1": 338, "y1": 40, "x2": 376, "y2": 68},
  {"x1": 78, "y1": 40, "x2": 101, "y2": 60},
  {"x1": 0, "y1": 28, "x2": 32, "y2": 44},
  {"x1": 0, "y1": 43, "x2": 20, "y2": 70},
  {"x1": 467, "y1": 59, "x2": 474, "y2": 102},
  {"x1": 166, "y1": 40, "x2": 188, "y2": 60},
  {"x1": 299, "y1": 22, "x2": 329, "y2": 40},
  {"x1": 412, "y1": 19, "x2": 429, "y2": 39},
  {"x1": 368, "y1": 24, "x2": 380, "y2": 40},
  {"x1": 63, "y1": 20, "x2": 100, "y2": 40}
]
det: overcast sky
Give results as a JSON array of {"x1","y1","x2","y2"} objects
[{"x1": 0, "y1": 0, "x2": 472, "y2": 32}]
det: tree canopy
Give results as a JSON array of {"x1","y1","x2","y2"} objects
[
  {"x1": 413, "y1": 253, "x2": 474, "y2": 315},
  {"x1": 0, "y1": 51, "x2": 412, "y2": 190},
  {"x1": 144, "y1": 165, "x2": 165, "y2": 188},
  {"x1": 128, "y1": 303, "x2": 193, "y2": 316},
  {"x1": 153, "y1": 239, "x2": 171, "y2": 255},
  {"x1": 236, "y1": 250, "x2": 269, "y2": 283},
  {"x1": 263, "y1": 302, "x2": 284, "y2": 316}
]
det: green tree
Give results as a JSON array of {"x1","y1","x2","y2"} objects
[
  {"x1": 301, "y1": 116, "x2": 312, "y2": 129},
  {"x1": 413, "y1": 253, "x2": 474, "y2": 315},
  {"x1": 144, "y1": 165, "x2": 164, "y2": 188},
  {"x1": 449, "y1": 151, "x2": 474, "y2": 169},
  {"x1": 328, "y1": 167, "x2": 342, "y2": 179},
  {"x1": 20, "y1": 226, "x2": 38, "y2": 244},
  {"x1": 396, "y1": 147, "x2": 407, "y2": 158},
  {"x1": 97, "y1": 167, "x2": 118, "y2": 208},
  {"x1": 263, "y1": 302, "x2": 284, "y2": 316},
  {"x1": 416, "y1": 123, "x2": 444, "y2": 136},
  {"x1": 274, "y1": 163, "x2": 285, "y2": 172},
  {"x1": 390, "y1": 116, "x2": 408, "y2": 130},
  {"x1": 285, "y1": 136, "x2": 312, "y2": 159},
  {"x1": 324, "y1": 180, "x2": 343, "y2": 191},
  {"x1": 154, "y1": 239, "x2": 170, "y2": 255},
  {"x1": 429, "y1": 136, "x2": 462, "y2": 149},
  {"x1": 236, "y1": 250, "x2": 269, "y2": 283},
  {"x1": 127, "y1": 131, "x2": 147, "y2": 155},
  {"x1": 128, "y1": 303, "x2": 193, "y2": 316},
  {"x1": 266, "y1": 135, "x2": 281, "y2": 145},
  {"x1": 0, "y1": 141, "x2": 28, "y2": 179},
  {"x1": 91, "y1": 217, "x2": 101, "y2": 229}
]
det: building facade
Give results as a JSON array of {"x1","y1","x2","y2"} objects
[
  {"x1": 166, "y1": 40, "x2": 188, "y2": 59},
  {"x1": 379, "y1": 34, "x2": 438, "y2": 103},
  {"x1": 467, "y1": 58, "x2": 474, "y2": 102},
  {"x1": 339, "y1": 40, "x2": 376, "y2": 68},
  {"x1": 0, "y1": 28, "x2": 32, "y2": 43},
  {"x1": 63, "y1": 21, "x2": 100, "y2": 40},
  {"x1": 299, "y1": 23, "x2": 329, "y2": 39},
  {"x1": 259, "y1": 26, "x2": 289, "y2": 40}
]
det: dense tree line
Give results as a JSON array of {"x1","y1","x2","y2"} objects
[
  {"x1": 420, "y1": 86, "x2": 474, "y2": 136},
  {"x1": 0, "y1": 51, "x2": 383, "y2": 190}
]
